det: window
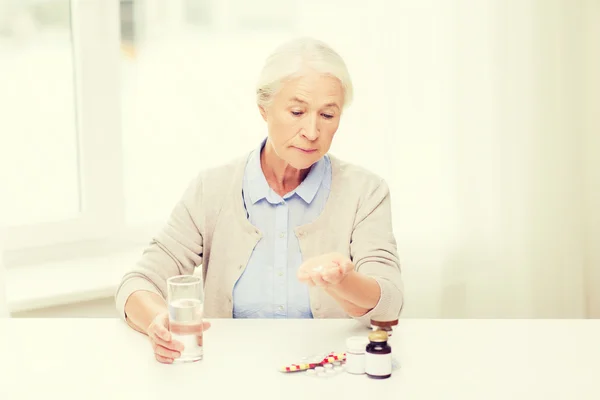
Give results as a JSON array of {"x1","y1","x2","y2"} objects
[
  {"x1": 0, "y1": 1, "x2": 79, "y2": 227},
  {"x1": 2, "y1": 0, "x2": 123, "y2": 260}
]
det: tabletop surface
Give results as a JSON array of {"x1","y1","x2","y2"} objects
[{"x1": 0, "y1": 318, "x2": 599, "y2": 400}]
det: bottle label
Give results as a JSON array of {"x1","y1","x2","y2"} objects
[
  {"x1": 365, "y1": 352, "x2": 392, "y2": 376},
  {"x1": 345, "y1": 353, "x2": 366, "y2": 374}
]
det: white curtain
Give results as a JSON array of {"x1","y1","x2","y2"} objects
[{"x1": 380, "y1": 0, "x2": 599, "y2": 318}]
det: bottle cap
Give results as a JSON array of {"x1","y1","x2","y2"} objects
[
  {"x1": 346, "y1": 336, "x2": 369, "y2": 353},
  {"x1": 368, "y1": 330, "x2": 389, "y2": 343},
  {"x1": 370, "y1": 319, "x2": 398, "y2": 328}
]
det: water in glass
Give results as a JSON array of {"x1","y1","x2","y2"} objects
[
  {"x1": 169, "y1": 298, "x2": 203, "y2": 362},
  {"x1": 167, "y1": 275, "x2": 204, "y2": 362}
]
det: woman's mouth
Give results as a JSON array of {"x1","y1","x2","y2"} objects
[{"x1": 293, "y1": 147, "x2": 317, "y2": 154}]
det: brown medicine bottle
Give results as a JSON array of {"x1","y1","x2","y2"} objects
[
  {"x1": 370, "y1": 319, "x2": 398, "y2": 336},
  {"x1": 365, "y1": 330, "x2": 392, "y2": 379}
]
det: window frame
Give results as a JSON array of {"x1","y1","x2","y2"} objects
[{"x1": 3, "y1": 0, "x2": 125, "y2": 257}]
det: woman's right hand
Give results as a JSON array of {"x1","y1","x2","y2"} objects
[
  {"x1": 146, "y1": 312, "x2": 211, "y2": 364},
  {"x1": 147, "y1": 312, "x2": 184, "y2": 363}
]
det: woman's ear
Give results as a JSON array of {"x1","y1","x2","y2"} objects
[{"x1": 258, "y1": 104, "x2": 268, "y2": 122}]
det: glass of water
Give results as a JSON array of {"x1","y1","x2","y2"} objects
[{"x1": 167, "y1": 275, "x2": 204, "y2": 362}]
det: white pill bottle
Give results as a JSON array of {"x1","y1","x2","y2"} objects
[{"x1": 345, "y1": 336, "x2": 370, "y2": 374}]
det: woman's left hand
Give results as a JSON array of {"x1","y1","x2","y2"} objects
[{"x1": 297, "y1": 252, "x2": 355, "y2": 287}]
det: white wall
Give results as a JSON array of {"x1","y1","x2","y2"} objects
[
  {"x1": 353, "y1": 0, "x2": 595, "y2": 318},
  {"x1": 582, "y1": 0, "x2": 600, "y2": 318},
  {"x1": 0, "y1": 226, "x2": 8, "y2": 318},
  {"x1": 11, "y1": 298, "x2": 116, "y2": 318}
]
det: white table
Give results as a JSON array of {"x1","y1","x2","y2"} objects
[{"x1": 0, "y1": 319, "x2": 598, "y2": 399}]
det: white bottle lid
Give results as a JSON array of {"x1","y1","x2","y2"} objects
[{"x1": 346, "y1": 336, "x2": 369, "y2": 353}]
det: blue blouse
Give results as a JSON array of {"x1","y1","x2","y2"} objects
[{"x1": 232, "y1": 139, "x2": 332, "y2": 318}]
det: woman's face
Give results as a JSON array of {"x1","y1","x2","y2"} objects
[{"x1": 260, "y1": 71, "x2": 344, "y2": 170}]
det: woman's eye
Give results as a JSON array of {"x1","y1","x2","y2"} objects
[
  {"x1": 322, "y1": 113, "x2": 334, "y2": 119},
  {"x1": 291, "y1": 111, "x2": 303, "y2": 116}
]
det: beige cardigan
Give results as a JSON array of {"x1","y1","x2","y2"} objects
[{"x1": 115, "y1": 152, "x2": 404, "y2": 326}]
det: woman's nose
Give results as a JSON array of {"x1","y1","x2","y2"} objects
[{"x1": 302, "y1": 116, "x2": 319, "y2": 140}]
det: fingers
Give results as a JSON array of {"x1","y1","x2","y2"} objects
[
  {"x1": 302, "y1": 276, "x2": 316, "y2": 286},
  {"x1": 297, "y1": 267, "x2": 311, "y2": 280},
  {"x1": 151, "y1": 321, "x2": 210, "y2": 350},
  {"x1": 152, "y1": 340, "x2": 181, "y2": 360},
  {"x1": 151, "y1": 331, "x2": 184, "y2": 352},
  {"x1": 148, "y1": 331, "x2": 180, "y2": 364},
  {"x1": 155, "y1": 354, "x2": 174, "y2": 364},
  {"x1": 297, "y1": 254, "x2": 355, "y2": 288},
  {"x1": 298, "y1": 262, "x2": 344, "y2": 286},
  {"x1": 148, "y1": 314, "x2": 211, "y2": 364},
  {"x1": 298, "y1": 268, "x2": 315, "y2": 286},
  {"x1": 321, "y1": 265, "x2": 343, "y2": 284},
  {"x1": 309, "y1": 269, "x2": 328, "y2": 286},
  {"x1": 341, "y1": 259, "x2": 355, "y2": 274},
  {"x1": 297, "y1": 270, "x2": 309, "y2": 280},
  {"x1": 150, "y1": 314, "x2": 172, "y2": 342}
]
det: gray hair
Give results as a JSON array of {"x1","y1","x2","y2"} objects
[{"x1": 256, "y1": 37, "x2": 354, "y2": 110}]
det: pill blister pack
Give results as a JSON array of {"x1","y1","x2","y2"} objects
[
  {"x1": 280, "y1": 350, "x2": 400, "y2": 379},
  {"x1": 279, "y1": 352, "x2": 345, "y2": 373},
  {"x1": 305, "y1": 361, "x2": 346, "y2": 378}
]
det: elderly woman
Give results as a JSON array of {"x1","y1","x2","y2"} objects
[{"x1": 115, "y1": 37, "x2": 403, "y2": 363}]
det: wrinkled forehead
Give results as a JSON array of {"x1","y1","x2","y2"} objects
[{"x1": 277, "y1": 72, "x2": 344, "y2": 108}]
